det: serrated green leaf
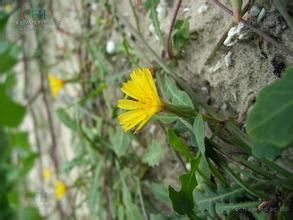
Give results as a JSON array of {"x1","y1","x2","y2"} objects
[
  {"x1": 164, "y1": 75, "x2": 193, "y2": 108},
  {"x1": 147, "y1": 182, "x2": 171, "y2": 207},
  {"x1": 0, "y1": 85, "x2": 26, "y2": 127},
  {"x1": 143, "y1": 140, "x2": 163, "y2": 167},
  {"x1": 88, "y1": 160, "x2": 103, "y2": 214},
  {"x1": 121, "y1": 170, "x2": 143, "y2": 220},
  {"x1": 56, "y1": 108, "x2": 77, "y2": 131},
  {"x1": 193, "y1": 115, "x2": 205, "y2": 155},
  {"x1": 169, "y1": 157, "x2": 200, "y2": 216},
  {"x1": 194, "y1": 185, "x2": 244, "y2": 217},
  {"x1": 247, "y1": 68, "x2": 293, "y2": 148},
  {"x1": 145, "y1": 0, "x2": 163, "y2": 45},
  {"x1": 109, "y1": 128, "x2": 131, "y2": 157},
  {"x1": 172, "y1": 19, "x2": 190, "y2": 51},
  {"x1": 168, "y1": 128, "x2": 193, "y2": 160}
]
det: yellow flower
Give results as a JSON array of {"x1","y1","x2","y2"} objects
[
  {"x1": 43, "y1": 168, "x2": 52, "y2": 180},
  {"x1": 54, "y1": 180, "x2": 68, "y2": 200},
  {"x1": 48, "y1": 74, "x2": 65, "y2": 97},
  {"x1": 117, "y1": 67, "x2": 163, "y2": 133}
]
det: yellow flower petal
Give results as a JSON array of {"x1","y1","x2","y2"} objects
[
  {"x1": 54, "y1": 180, "x2": 67, "y2": 200},
  {"x1": 118, "y1": 99, "x2": 142, "y2": 110},
  {"x1": 43, "y1": 168, "x2": 52, "y2": 180},
  {"x1": 117, "y1": 67, "x2": 163, "y2": 132},
  {"x1": 48, "y1": 74, "x2": 65, "y2": 97}
]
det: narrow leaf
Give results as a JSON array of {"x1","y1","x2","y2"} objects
[
  {"x1": 193, "y1": 115, "x2": 205, "y2": 155},
  {"x1": 168, "y1": 128, "x2": 193, "y2": 160}
]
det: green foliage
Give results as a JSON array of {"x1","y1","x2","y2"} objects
[
  {"x1": 194, "y1": 184, "x2": 245, "y2": 218},
  {"x1": 172, "y1": 18, "x2": 190, "y2": 52},
  {"x1": 0, "y1": 86, "x2": 26, "y2": 128},
  {"x1": 88, "y1": 160, "x2": 103, "y2": 214},
  {"x1": 145, "y1": 0, "x2": 164, "y2": 45},
  {"x1": 56, "y1": 108, "x2": 78, "y2": 131},
  {"x1": 153, "y1": 113, "x2": 178, "y2": 124},
  {"x1": 147, "y1": 182, "x2": 171, "y2": 206},
  {"x1": 193, "y1": 115, "x2": 205, "y2": 155},
  {"x1": 19, "y1": 207, "x2": 43, "y2": 220},
  {"x1": 109, "y1": 127, "x2": 131, "y2": 157},
  {"x1": 247, "y1": 68, "x2": 293, "y2": 148},
  {"x1": 168, "y1": 128, "x2": 193, "y2": 160},
  {"x1": 120, "y1": 170, "x2": 144, "y2": 220},
  {"x1": 0, "y1": 41, "x2": 18, "y2": 74},
  {"x1": 169, "y1": 157, "x2": 200, "y2": 217},
  {"x1": 143, "y1": 140, "x2": 163, "y2": 167},
  {"x1": 252, "y1": 143, "x2": 283, "y2": 161},
  {"x1": 0, "y1": 13, "x2": 9, "y2": 33},
  {"x1": 164, "y1": 75, "x2": 193, "y2": 108}
]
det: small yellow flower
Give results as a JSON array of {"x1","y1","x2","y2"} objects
[
  {"x1": 43, "y1": 168, "x2": 52, "y2": 180},
  {"x1": 48, "y1": 74, "x2": 65, "y2": 97},
  {"x1": 117, "y1": 67, "x2": 163, "y2": 133},
  {"x1": 54, "y1": 180, "x2": 68, "y2": 200}
]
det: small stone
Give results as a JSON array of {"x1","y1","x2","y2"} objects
[
  {"x1": 224, "y1": 51, "x2": 232, "y2": 67},
  {"x1": 249, "y1": 5, "x2": 260, "y2": 17},
  {"x1": 149, "y1": 124, "x2": 156, "y2": 134},
  {"x1": 221, "y1": 103, "x2": 228, "y2": 111},
  {"x1": 131, "y1": 140, "x2": 139, "y2": 147},
  {"x1": 197, "y1": 4, "x2": 208, "y2": 14},
  {"x1": 209, "y1": 61, "x2": 222, "y2": 73},
  {"x1": 200, "y1": 86, "x2": 208, "y2": 93},
  {"x1": 106, "y1": 40, "x2": 115, "y2": 54},
  {"x1": 257, "y1": 8, "x2": 266, "y2": 23},
  {"x1": 156, "y1": 5, "x2": 167, "y2": 19},
  {"x1": 183, "y1": 7, "x2": 190, "y2": 14},
  {"x1": 91, "y1": 3, "x2": 97, "y2": 11},
  {"x1": 148, "y1": 23, "x2": 155, "y2": 33}
]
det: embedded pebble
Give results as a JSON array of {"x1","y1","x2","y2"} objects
[
  {"x1": 131, "y1": 140, "x2": 139, "y2": 148},
  {"x1": 106, "y1": 40, "x2": 115, "y2": 54},
  {"x1": 224, "y1": 22, "x2": 251, "y2": 46},
  {"x1": 156, "y1": 5, "x2": 167, "y2": 19},
  {"x1": 247, "y1": 156, "x2": 255, "y2": 162},
  {"x1": 197, "y1": 4, "x2": 208, "y2": 14},
  {"x1": 183, "y1": 7, "x2": 190, "y2": 14},
  {"x1": 149, "y1": 124, "x2": 156, "y2": 135},
  {"x1": 208, "y1": 61, "x2": 222, "y2": 73},
  {"x1": 257, "y1": 8, "x2": 266, "y2": 23},
  {"x1": 224, "y1": 51, "x2": 232, "y2": 67},
  {"x1": 200, "y1": 86, "x2": 208, "y2": 93},
  {"x1": 90, "y1": 3, "x2": 97, "y2": 11},
  {"x1": 148, "y1": 23, "x2": 155, "y2": 33},
  {"x1": 249, "y1": 5, "x2": 260, "y2": 17},
  {"x1": 221, "y1": 103, "x2": 228, "y2": 111}
]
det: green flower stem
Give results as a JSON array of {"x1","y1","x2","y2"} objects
[
  {"x1": 206, "y1": 142, "x2": 269, "y2": 199},
  {"x1": 206, "y1": 158, "x2": 230, "y2": 187},
  {"x1": 163, "y1": 102, "x2": 221, "y2": 123},
  {"x1": 163, "y1": 102, "x2": 197, "y2": 118},
  {"x1": 197, "y1": 168, "x2": 217, "y2": 189}
]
